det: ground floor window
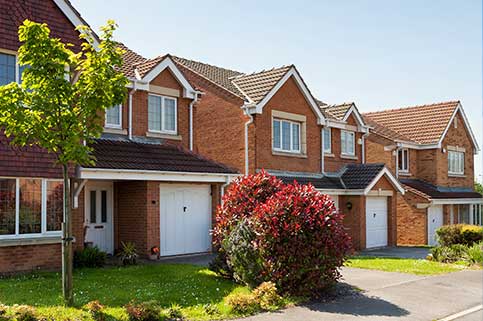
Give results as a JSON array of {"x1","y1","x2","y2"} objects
[
  {"x1": 457, "y1": 204, "x2": 483, "y2": 226},
  {"x1": 0, "y1": 177, "x2": 63, "y2": 238}
]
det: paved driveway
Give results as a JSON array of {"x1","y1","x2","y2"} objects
[
  {"x1": 359, "y1": 246, "x2": 430, "y2": 259},
  {"x1": 241, "y1": 267, "x2": 482, "y2": 321}
]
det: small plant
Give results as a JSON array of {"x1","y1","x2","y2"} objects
[
  {"x1": 167, "y1": 304, "x2": 183, "y2": 320},
  {"x1": 202, "y1": 303, "x2": 220, "y2": 316},
  {"x1": 252, "y1": 282, "x2": 283, "y2": 310},
  {"x1": 11, "y1": 305, "x2": 37, "y2": 321},
  {"x1": 465, "y1": 242, "x2": 483, "y2": 265},
  {"x1": 0, "y1": 304, "x2": 9, "y2": 321},
  {"x1": 431, "y1": 244, "x2": 468, "y2": 263},
  {"x1": 118, "y1": 241, "x2": 138, "y2": 266},
  {"x1": 74, "y1": 246, "x2": 107, "y2": 268},
  {"x1": 225, "y1": 293, "x2": 260, "y2": 315},
  {"x1": 83, "y1": 300, "x2": 106, "y2": 321},
  {"x1": 125, "y1": 300, "x2": 160, "y2": 321}
]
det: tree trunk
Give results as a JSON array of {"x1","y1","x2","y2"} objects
[{"x1": 62, "y1": 163, "x2": 74, "y2": 306}]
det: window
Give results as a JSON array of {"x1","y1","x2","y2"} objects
[
  {"x1": 398, "y1": 149, "x2": 409, "y2": 172},
  {"x1": 341, "y1": 130, "x2": 355, "y2": 156},
  {"x1": 323, "y1": 128, "x2": 331, "y2": 153},
  {"x1": 272, "y1": 118, "x2": 301, "y2": 153},
  {"x1": 148, "y1": 94, "x2": 177, "y2": 134},
  {"x1": 0, "y1": 53, "x2": 27, "y2": 85},
  {"x1": 105, "y1": 105, "x2": 122, "y2": 128},
  {"x1": 0, "y1": 178, "x2": 63, "y2": 239},
  {"x1": 448, "y1": 151, "x2": 464, "y2": 175}
]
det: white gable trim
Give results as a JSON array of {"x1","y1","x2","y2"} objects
[
  {"x1": 342, "y1": 104, "x2": 368, "y2": 128},
  {"x1": 253, "y1": 67, "x2": 325, "y2": 124},
  {"x1": 140, "y1": 57, "x2": 196, "y2": 99},
  {"x1": 52, "y1": 0, "x2": 100, "y2": 47},
  {"x1": 438, "y1": 103, "x2": 480, "y2": 152},
  {"x1": 363, "y1": 167, "x2": 405, "y2": 195}
]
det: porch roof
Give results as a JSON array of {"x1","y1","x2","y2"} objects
[
  {"x1": 401, "y1": 179, "x2": 482, "y2": 200},
  {"x1": 84, "y1": 139, "x2": 238, "y2": 174}
]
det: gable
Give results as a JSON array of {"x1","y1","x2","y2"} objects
[
  {"x1": 346, "y1": 113, "x2": 358, "y2": 126},
  {"x1": 440, "y1": 107, "x2": 479, "y2": 152},
  {"x1": 150, "y1": 69, "x2": 183, "y2": 92}
]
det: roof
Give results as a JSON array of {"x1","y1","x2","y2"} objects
[
  {"x1": 363, "y1": 101, "x2": 460, "y2": 145},
  {"x1": 363, "y1": 115, "x2": 412, "y2": 142},
  {"x1": 401, "y1": 179, "x2": 482, "y2": 200},
  {"x1": 277, "y1": 163, "x2": 387, "y2": 191},
  {"x1": 134, "y1": 54, "x2": 169, "y2": 78},
  {"x1": 231, "y1": 66, "x2": 292, "y2": 103},
  {"x1": 117, "y1": 42, "x2": 147, "y2": 78},
  {"x1": 85, "y1": 139, "x2": 238, "y2": 174},
  {"x1": 320, "y1": 102, "x2": 354, "y2": 121}
]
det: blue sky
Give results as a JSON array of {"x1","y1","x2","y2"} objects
[{"x1": 71, "y1": 0, "x2": 483, "y2": 181}]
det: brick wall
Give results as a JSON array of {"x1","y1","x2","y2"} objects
[
  {"x1": 396, "y1": 192, "x2": 428, "y2": 245},
  {"x1": 0, "y1": 243, "x2": 61, "y2": 274},
  {"x1": 340, "y1": 195, "x2": 365, "y2": 250}
]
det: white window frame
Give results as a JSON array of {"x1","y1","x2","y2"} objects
[
  {"x1": 0, "y1": 177, "x2": 63, "y2": 240},
  {"x1": 398, "y1": 148, "x2": 409, "y2": 172},
  {"x1": 272, "y1": 118, "x2": 301, "y2": 154},
  {"x1": 323, "y1": 128, "x2": 332, "y2": 153},
  {"x1": 448, "y1": 150, "x2": 464, "y2": 175},
  {"x1": 0, "y1": 52, "x2": 21, "y2": 85},
  {"x1": 341, "y1": 130, "x2": 355, "y2": 156},
  {"x1": 105, "y1": 104, "x2": 122, "y2": 129},
  {"x1": 148, "y1": 94, "x2": 178, "y2": 135}
]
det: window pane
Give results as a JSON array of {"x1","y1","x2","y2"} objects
[
  {"x1": 0, "y1": 179, "x2": 16, "y2": 235},
  {"x1": 19, "y1": 179, "x2": 42, "y2": 234},
  {"x1": 0, "y1": 53, "x2": 16, "y2": 86},
  {"x1": 282, "y1": 121, "x2": 291, "y2": 151},
  {"x1": 341, "y1": 132, "x2": 347, "y2": 153},
  {"x1": 90, "y1": 191, "x2": 96, "y2": 223},
  {"x1": 148, "y1": 95, "x2": 162, "y2": 131},
  {"x1": 323, "y1": 128, "x2": 331, "y2": 152},
  {"x1": 398, "y1": 150, "x2": 403, "y2": 170},
  {"x1": 46, "y1": 181, "x2": 63, "y2": 231},
  {"x1": 292, "y1": 123, "x2": 300, "y2": 151},
  {"x1": 18, "y1": 64, "x2": 28, "y2": 84},
  {"x1": 459, "y1": 205, "x2": 470, "y2": 224},
  {"x1": 101, "y1": 191, "x2": 107, "y2": 223},
  {"x1": 273, "y1": 120, "x2": 281, "y2": 149},
  {"x1": 106, "y1": 105, "x2": 121, "y2": 126},
  {"x1": 163, "y1": 98, "x2": 176, "y2": 131},
  {"x1": 348, "y1": 133, "x2": 354, "y2": 154}
]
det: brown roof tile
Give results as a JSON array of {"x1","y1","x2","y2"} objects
[
  {"x1": 320, "y1": 102, "x2": 353, "y2": 120},
  {"x1": 363, "y1": 101, "x2": 459, "y2": 144},
  {"x1": 134, "y1": 54, "x2": 169, "y2": 78},
  {"x1": 117, "y1": 42, "x2": 146, "y2": 78},
  {"x1": 363, "y1": 115, "x2": 413, "y2": 142}
]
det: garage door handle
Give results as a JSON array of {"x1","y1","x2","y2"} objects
[
  {"x1": 183, "y1": 206, "x2": 187, "y2": 213},
  {"x1": 373, "y1": 213, "x2": 376, "y2": 218}
]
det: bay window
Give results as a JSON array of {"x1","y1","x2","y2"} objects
[
  {"x1": 148, "y1": 94, "x2": 177, "y2": 134},
  {"x1": 323, "y1": 128, "x2": 331, "y2": 153},
  {"x1": 0, "y1": 178, "x2": 63, "y2": 239},
  {"x1": 273, "y1": 118, "x2": 301, "y2": 153},
  {"x1": 398, "y1": 148, "x2": 409, "y2": 172},
  {"x1": 448, "y1": 151, "x2": 464, "y2": 175},
  {"x1": 105, "y1": 104, "x2": 122, "y2": 128},
  {"x1": 341, "y1": 130, "x2": 355, "y2": 156}
]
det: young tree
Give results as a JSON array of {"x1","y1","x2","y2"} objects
[
  {"x1": 0, "y1": 20, "x2": 128, "y2": 305},
  {"x1": 476, "y1": 182, "x2": 483, "y2": 195}
]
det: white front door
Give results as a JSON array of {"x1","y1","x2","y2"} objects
[
  {"x1": 84, "y1": 182, "x2": 114, "y2": 254},
  {"x1": 428, "y1": 205, "x2": 443, "y2": 246},
  {"x1": 366, "y1": 196, "x2": 388, "y2": 248},
  {"x1": 160, "y1": 184, "x2": 212, "y2": 256}
]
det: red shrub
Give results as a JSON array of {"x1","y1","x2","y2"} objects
[{"x1": 251, "y1": 182, "x2": 352, "y2": 296}]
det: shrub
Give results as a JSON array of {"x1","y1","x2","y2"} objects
[
  {"x1": 436, "y1": 224, "x2": 483, "y2": 246},
  {"x1": 225, "y1": 293, "x2": 260, "y2": 315},
  {"x1": 11, "y1": 305, "x2": 37, "y2": 321},
  {"x1": 0, "y1": 304, "x2": 9, "y2": 321},
  {"x1": 202, "y1": 304, "x2": 219, "y2": 316},
  {"x1": 74, "y1": 246, "x2": 106, "y2": 268},
  {"x1": 430, "y1": 244, "x2": 468, "y2": 263},
  {"x1": 167, "y1": 304, "x2": 183, "y2": 320},
  {"x1": 465, "y1": 242, "x2": 483, "y2": 265},
  {"x1": 222, "y1": 218, "x2": 264, "y2": 287},
  {"x1": 125, "y1": 301, "x2": 160, "y2": 321},
  {"x1": 118, "y1": 241, "x2": 138, "y2": 266},
  {"x1": 83, "y1": 300, "x2": 106, "y2": 321},
  {"x1": 252, "y1": 282, "x2": 282, "y2": 310},
  {"x1": 251, "y1": 183, "x2": 352, "y2": 296}
]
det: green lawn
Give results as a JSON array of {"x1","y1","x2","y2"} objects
[
  {"x1": 0, "y1": 264, "x2": 252, "y2": 320},
  {"x1": 345, "y1": 256, "x2": 468, "y2": 275}
]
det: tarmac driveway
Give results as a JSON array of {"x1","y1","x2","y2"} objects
[{"x1": 241, "y1": 267, "x2": 483, "y2": 321}]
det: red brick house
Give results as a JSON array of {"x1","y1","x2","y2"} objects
[
  {"x1": 363, "y1": 101, "x2": 482, "y2": 246},
  {"x1": 0, "y1": 0, "x2": 237, "y2": 274},
  {"x1": 167, "y1": 58, "x2": 406, "y2": 250}
]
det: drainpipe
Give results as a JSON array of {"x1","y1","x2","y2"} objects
[
  {"x1": 189, "y1": 92, "x2": 198, "y2": 151},
  {"x1": 361, "y1": 129, "x2": 370, "y2": 164},
  {"x1": 321, "y1": 127, "x2": 325, "y2": 174},
  {"x1": 243, "y1": 107, "x2": 254, "y2": 175},
  {"x1": 128, "y1": 80, "x2": 137, "y2": 140},
  {"x1": 395, "y1": 144, "x2": 401, "y2": 178},
  {"x1": 220, "y1": 175, "x2": 232, "y2": 207}
]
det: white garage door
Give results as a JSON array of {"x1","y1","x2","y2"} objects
[
  {"x1": 366, "y1": 197, "x2": 388, "y2": 248},
  {"x1": 427, "y1": 205, "x2": 443, "y2": 246},
  {"x1": 160, "y1": 184, "x2": 212, "y2": 256}
]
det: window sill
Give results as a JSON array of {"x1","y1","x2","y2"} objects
[
  {"x1": 272, "y1": 151, "x2": 307, "y2": 158},
  {"x1": 324, "y1": 153, "x2": 335, "y2": 158},
  {"x1": 448, "y1": 173, "x2": 466, "y2": 178},
  {"x1": 104, "y1": 127, "x2": 127, "y2": 135},
  {"x1": 340, "y1": 154, "x2": 358, "y2": 160},
  {"x1": 146, "y1": 131, "x2": 182, "y2": 140},
  {"x1": 0, "y1": 235, "x2": 63, "y2": 247},
  {"x1": 399, "y1": 171, "x2": 411, "y2": 176}
]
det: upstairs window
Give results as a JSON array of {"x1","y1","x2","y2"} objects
[
  {"x1": 448, "y1": 151, "x2": 464, "y2": 175},
  {"x1": 273, "y1": 118, "x2": 300, "y2": 153},
  {"x1": 105, "y1": 104, "x2": 122, "y2": 128},
  {"x1": 341, "y1": 130, "x2": 355, "y2": 156},
  {"x1": 398, "y1": 148, "x2": 409, "y2": 172},
  {"x1": 148, "y1": 94, "x2": 177, "y2": 134},
  {"x1": 323, "y1": 128, "x2": 331, "y2": 153},
  {"x1": 0, "y1": 52, "x2": 27, "y2": 85}
]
